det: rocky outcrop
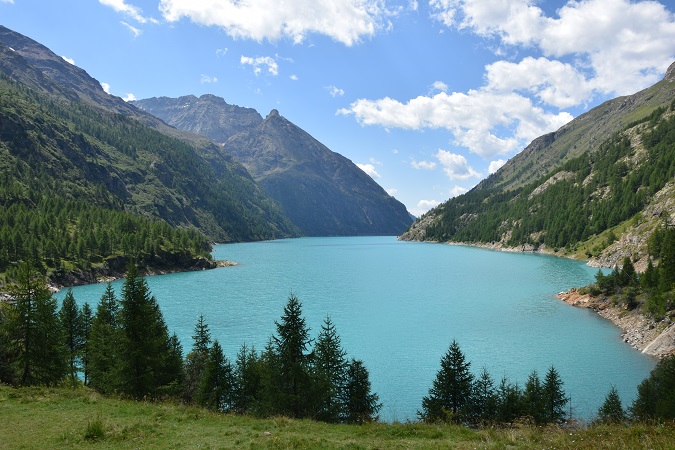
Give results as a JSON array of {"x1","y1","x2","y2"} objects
[{"x1": 558, "y1": 289, "x2": 675, "y2": 358}]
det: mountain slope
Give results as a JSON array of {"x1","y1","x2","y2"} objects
[
  {"x1": 0, "y1": 25, "x2": 298, "y2": 244},
  {"x1": 134, "y1": 95, "x2": 414, "y2": 236},
  {"x1": 401, "y1": 62, "x2": 675, "y2": 269}
]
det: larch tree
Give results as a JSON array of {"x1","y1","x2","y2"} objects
[
  {"x1": 184, "y1": 314, "x2": 212, "y2": 403},
  {"x1": 80, "y1": 302, "x2": 93, "y2": 385},
  {"x1": 88, "y1": 283, "x2": 121, "y2": 394},
  {"x1": 199, "y1": 340, "x2": 234, "y2": 412},
  {"x1": 59, "y1": 288, "x2": 84, "y2": 384}
]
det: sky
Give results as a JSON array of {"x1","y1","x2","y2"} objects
[{"x1": 1, "y1": 0, "x2": 674, "y2": 217}]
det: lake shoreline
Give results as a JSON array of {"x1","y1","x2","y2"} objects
[{"x1": 557, "y1": 288, "x2": 675, "y2": 358}]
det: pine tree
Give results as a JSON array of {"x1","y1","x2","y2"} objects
[
  {"x1": 59, "y1": 288, "x2": 84, "y2": 384},
  {"x1": 469, "y1": 367, "x2": 498, "y2": 424},
  {"x1": 597, "y1": 385, "x2": 625, "y2": 424},
  {"x1": 89, "y1": 283, "x2": 121, "y2": 393},
  {"x1": 313, "y1": 316, "x2": 348, "y2": 423},
  {"x1": 543, "y1": 366, "x2": 568, "y2": 424},
  {"x1": 80, "y1": 302, "x2": 93, "y2": 386},
  {"x1": 419, "y1": 340, "x2": 474, "y2": 423},
  {"x1": 10, "y1": 262, "x2": 66, "y2": 386},
  {"x1": 184, "y1": 314, "x2": 212, "y2": 403},
  {"x1": 342, "y1": 358, "x2": 381, "y2": 424},
  {"x1": 233, "y1": 343, "x2": 261, "y2": 414},
  {"x1": 199, "y1": 340, "x2": 234, "y2": 412},
  {"x1": 269, "y1": 293, "x2": 313, "y2": 418},
  {"x1": 119, "y1": 263, "x2": 173, "y2": 399}
]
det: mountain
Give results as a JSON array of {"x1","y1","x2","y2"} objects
[
  {"x1": 133, "y1": 95, "x2": 414, "y2": 236},
  {"x1": 401, "y1": 62, "x2": 675, "y2": 269},
  {"x1": 0, "y1": 25, "x2": 299, "y2": 254}
]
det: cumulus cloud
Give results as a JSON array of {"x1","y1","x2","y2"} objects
[
  {"x1": 200, "y1": 74, "x2": 218, "y2": 83},
  {"x1": 340, "y1": 90, "x2": 572, "y2": 158},
  {"x1": 61, "y1": 56, "x2": 75, "y2": 65},
  {"x1": 413, "y1": 199, "x2": 441, "y2": 216},
  {"x1": 121, "y1": 21, "x2": 142, "y2": 37},
  {"x1": 357, "y1": 163, "x2": 381, "y2": 179},
  {"x1": 448, "y1": 186, "x2": 469, "y2": 198},
  {"x1": 290, "y1": 74, "x2": 299, "y2": 81},
  {"x1": 430, "y1": 0, "x2": 675, "y2": 96},
  {"x1": 159, "y1": 0, "x2": 388, "y2": 46},
  {"x1": 328, "y1": 85, "x2": 345, "y2": 97},
  {"x1": 411, "y1": 159, "x2": 437, "y2": 170},
  {"x1": 435, "y1": 149, "x2": 481, "y2": 181},
  {"x1": 241, "y1": 55, "x2": 278, "y2": 76},
  {"x1": 100, "y1": 0, "x2": 150, "y2": 23},
  {"x1": 123, "y1": 93, "x2": 137, "y2": 102},
  {"x1": 488, "y1": 159, "x2": 506, "y2": 174},
  {"x1": 100, "y1": 82, "x2": 111, "y2": 93},
  {"x1": 432, "y1": 80, "x2": 448, "y2": 92}
]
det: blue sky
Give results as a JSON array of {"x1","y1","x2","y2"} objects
[{"x1": 1, "y1": 0, "x2": 674, "y2": 216}]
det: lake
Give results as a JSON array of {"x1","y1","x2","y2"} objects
[{"x1": 57, "y1": 236, "x2": 656, "y2": 422}]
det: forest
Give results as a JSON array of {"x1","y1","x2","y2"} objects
[
  {"x1": 423, "y1": 101, "x2": 675, "y2": 253},
  {"x1": 1, "y1": 261, "x2": 674, "y2": 428}
]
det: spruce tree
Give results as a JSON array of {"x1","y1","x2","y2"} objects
[
  {"x1": 342, "y1": 358, "x2": 381, "y2": 424},
  {"x1": 119, "y1": 263, "x2": 173, "y2": 399},
  {"x1": 313, "y1": 316, "x2": 348, "y2": 423},
  {"x1": 631, "y1": 354, "x2": 675, "y2": 421},
  {"x1": 419, "y1": 340, "x2": 474, "y2": 423},
  {"x1": 469, "y1": 367, "x2": 498, "y2": 424},
  {"x1": 543, "y1": 366, "x2": 568, "y2": 424},
  {"x1": 233, "y1": 343, "x2": 261, "y2": 414},
  {"x1": 199, "y1": 340, "x2": 234, "y2": 412},
  {"x1": 496, "y1": 377, "x2": 524, "y2": 424},
  {"x1": 89, "y1": 283, "x2": 121, "y2": 393},
  {"x1": 80, "y1": 302, "x2": 93, "y2": 385},
  {"x1": 270, "y1": 293, "x2": 313, "y2": 418},
  {"x1": 59, "y1": 288, "x2": 84, "y2": 384},
  {"x1": 10, "y1": 262, "x2": 66, "y2": 386},
  {"x1": 523, "y1": 370, "x2": 546, "y2": 424},
  {"x1": 184, "y1": 314, "x2": 212, "y2": 403},
  {"x1": 597, "y1": 385, "x2": 625, "y2": 424}
]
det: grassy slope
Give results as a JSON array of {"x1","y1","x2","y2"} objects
[{"x1": 2, "y1": 386, "x2": 675, "y2": 449}]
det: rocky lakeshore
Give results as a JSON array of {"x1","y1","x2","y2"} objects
[{"x1": 557, "y1": 289, "x2": 675, "y2": 358}]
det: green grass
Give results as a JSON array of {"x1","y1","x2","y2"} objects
[{"x1": 2, "y1": 386, "x2": 675, "y2": 449}]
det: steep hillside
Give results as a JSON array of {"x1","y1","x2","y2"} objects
[
  {"x1": 134, "y1": 96, "x2": 414, "y2": 236},
  {"x1": 402, "y1": 62, "x2": 675, "y2": 269}
]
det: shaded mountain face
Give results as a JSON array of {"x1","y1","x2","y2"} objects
[
  {"x1": 134, "y1": 96, "x2": 414, "y2": 236},
  {"x1": 402, "y1": 61, "x2": 675, "y2": 268},
  {"x1": 0, "y1": 25, "x2": 299, "y2": 242}
]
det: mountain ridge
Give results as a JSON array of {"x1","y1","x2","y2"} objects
[{"x1": 133, "y1": 95, "x2": 414, "y2": 236}]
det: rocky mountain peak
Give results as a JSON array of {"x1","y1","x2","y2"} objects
[
  {"x1": 266, "y1": 109, "x2": 280, "y2": 119},
  {"x1": 666, "y1": 60, "x2": 675, "y2": 82}
]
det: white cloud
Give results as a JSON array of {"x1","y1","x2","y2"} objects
[
  {"x1": 241, "y1": 55, "x2": 278, "y2": 76},
  {"x1": 357, "y1": 163, "x2": 381, "y2": 179},
  {"x1": 216, "y1": 48, "x2": 228, "y2": 57},
  {"x1": 488, "y1": 159, "x2": 506, "y2": 174},
  {"x1": 100, "y1": 82, "x2": 111, "y2": 94},
  {"x1": 121, "y1": 21, "x2": 142, "y2": 38},
  {"x1": 340, "y1": 89, "x2": 572, "y2": 158},
  {"x1": 448, "y1": 186, "x2": 468, "y2": 198},
  {"x1": 430, "y1": 0, "x2": 675, "y2": 96},
  {"x1": 100, "y1": 0, "x2": 149, "y2": 23},
  {"x1": 386, "y1": 188, "x2": 398, "y2": 196},
  {"x1": 159, "y1": 0, "x2": 388, "y2": 46},
  {"x1": 1, "y1": 0, "x2": 14, "y2": 4},
  {"x1": 200, "y1": 74, "x2": 218, "y2": 83},
  {"x1": 412, "y1": 199, "x2": 441, "y2": 216},
  {"x1": 61, "y1": 56, "x2": 75, "y2": 65},
  {"x1": 435, "y1": 149, "x2": 481, "y2": 181},
  {"x1": 290, "y1": 74, "x2": 299, "y2": 81},
  {"x1": 328, "y1": 85, "x2": 345, "y2": 97},
  {"x1": 411, "y1": 159, "x2": 437, "y2": 170},
  {"x1": 432, "y1": 80, "x2": 448, "y2": 92},
  {"x1": 123, "y1": 93, "x2": 137, "y2": 102}
]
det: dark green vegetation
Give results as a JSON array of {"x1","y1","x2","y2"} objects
[
  {"x1": 0, "y1": 266, "x2": 380, "y2": 425},
  {"x1": 0, "y1": 26, "x2": 300, "y2": 286},
  {"x1": 402, "y1": 63, "x2": 675, "y2": 269},
  {"x1": 133, "y1": 95, "x2": 413, "y2": 236}
]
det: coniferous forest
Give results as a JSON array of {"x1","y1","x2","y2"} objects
[{"x1": 1, "y1": 262, "x2": 674, "y2": 427}]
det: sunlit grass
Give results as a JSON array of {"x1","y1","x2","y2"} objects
[{"x1": 1, "y1": 385, "x2": 674, "y2": 449}]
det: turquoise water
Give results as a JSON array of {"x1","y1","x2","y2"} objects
[{"x1": 58, "y1": 236, "x2": 656, "y2": 422}]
